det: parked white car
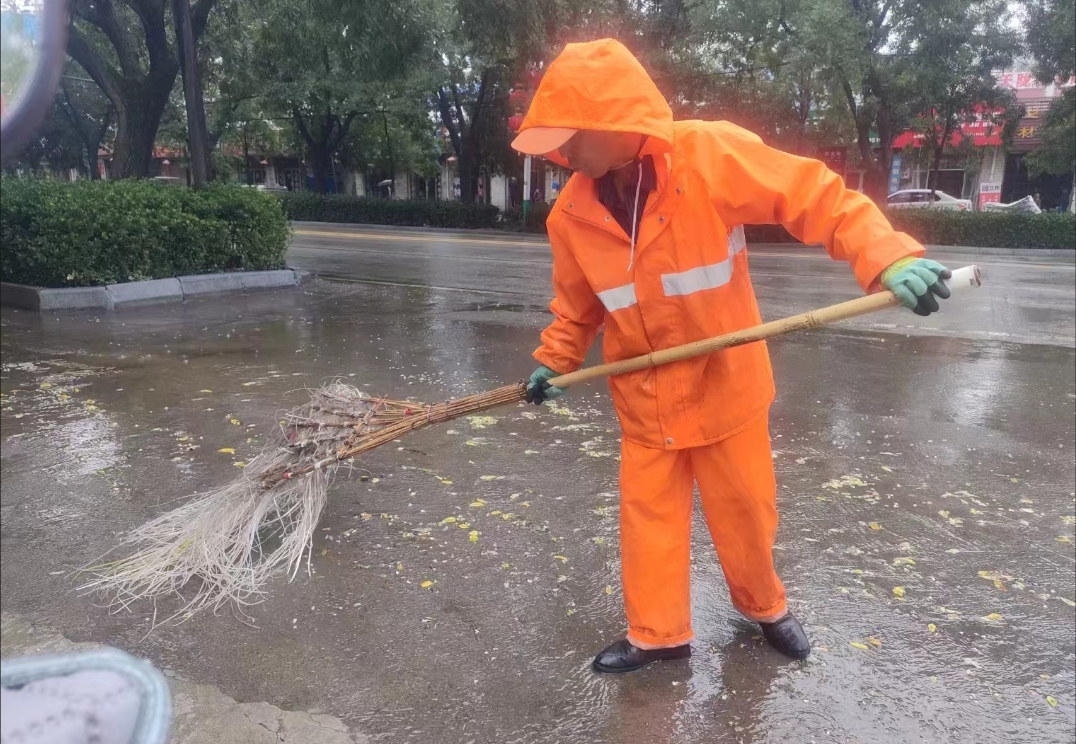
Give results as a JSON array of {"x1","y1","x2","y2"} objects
[{"x1": 887, "y1": 189, "x2": 972, "y2": 211}]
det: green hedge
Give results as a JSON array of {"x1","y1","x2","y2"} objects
[
  {"x1": 1, "y1": 179, "x2": 289, "y2": 288},
  {"x1": 281, "y1": 192, "x2": 500, "y2": 229},
  {"x1": 518, "y1": 202, "x2": 1073, "y2": 248},
  {"x1": 884, "y1": 210, "x2": 1074, "y2": 249}
]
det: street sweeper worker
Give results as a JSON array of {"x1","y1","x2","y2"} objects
[{"x1": 513, "y1": 38, "x2": 952, "y2": 674}]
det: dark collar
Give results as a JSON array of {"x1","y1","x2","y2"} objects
[{"x1": 597, "y1": 154, "x2": 658, "y2": 207}]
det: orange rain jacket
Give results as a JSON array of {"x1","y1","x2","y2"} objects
[{"x1": 522, "y1": 40, "x2": 925, "y2": 450}]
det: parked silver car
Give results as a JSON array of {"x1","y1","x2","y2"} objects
[{"x1": 887, "y1": 189, "x2": 972, "y2": 211}]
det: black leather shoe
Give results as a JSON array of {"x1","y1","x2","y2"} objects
[
  {"x1": 592, "y1": 639, "x2": 691, "y2": 674},
  {"x1": 759, "y1": 613, "x2": 810, "y2": 659}
]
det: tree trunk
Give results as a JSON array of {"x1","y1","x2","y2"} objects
[
  {"x1": 172, "y1": 0, "x2": 208, "y2": 186},
  {"x1": 111, "y1": 92, "x2": 169, "y2": 178},
  {"x1": 309, "y1": 147, "x2": 332, "y2": 194},
  {"x1": 929, "y1": 119, "x2": 954, "y2": 199},
  {"x1": 381, "y1": 112, "x2": 395, "y2": 197}
]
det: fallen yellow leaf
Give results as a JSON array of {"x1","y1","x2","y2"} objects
[
  {"x1": 360, "y1": 513, "x2": 372, "y2": 521},
  {"x1": 881, "y1": 465, "x2": 893, "y2": 473},
  {"x1": 850, "y1": 641, "x2": 869, "y2": 650},
  {"x1": 605, "y1": 585, "x2": 613, "y2": 595},
  {"x1": 1046, "y1": 696, "x2": 1058, "y2": 708},
  {"x1": 592, "y1": 537, "x2": 606, "y2": 545},
  {"x1": 553, "y1": 555, "x2": 568, "y2": 563},
  {"x1": 867, "y1": 637, "x2": 882, "y2": 648},
  {"x1": 868, "y1": 522, "x2": 882, "y2": 530},
  {"x1": 928, "y1": 623, "x2": 937, "y2": 633},
  {"x1": 893, "y1": 586, "x2": 905, "y2": 597},
  {"x1": 39, "y1": 383, "x2": 52, "y2": 389},
  {"x1": 985, "y1": 613, "x2": 1004, "y2": 621},
  {"x1": 489, "y1": 510, "x2": 502, "y2": 516},
  {"x1": 233, "y1": 461, "x2": 246, "y2": 468},
  {"x1": 218, "y1": 448, "x2": 235, "y2": 454},
  {"x1": 893, "y1": 557, "x2": 916, "y2": 566},
  {"x1": 501, "y1": 512, "x2": 514, "y2": 521},
  {"x1": 200, "y1": 389, "x2": 213, "y2": 393},
  {"x1": 469, "y1": 530, "x2": 480, "y2": 543},
  {"x1": 441, "y1": 517, "x2": 457, "y2": 524},
  {"x1": 939, "y1": 510, "x2": 951, "y2": 518},
  {"x1": 469, "y1": 499, "x2": 486, "y2": 508},
  {"x1": 479, "y1": 475, "x2": 503, "y2": 481},
  {"x1": 229, "y1": 418, "x2": 241, "y2": 425},
  {"x1": 1060, "y1": 597, "x2": 1076, "y2": 608},
  {"x1": 458, "y1": 522, "x2": 470, "y2": 529},
  {"x1": 396, "y1": 562, "x2": 403, "y2": 571},
  {"x1": 1057, "y1": 535, "x2": 1073, "y2": 544},
  {"x1": 420, "y1": 580, "x2": 434, "y2": 589}
]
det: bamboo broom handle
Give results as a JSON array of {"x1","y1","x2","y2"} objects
[{"x1": 548, "y1": 264, "x2": 982, "y2": 389}]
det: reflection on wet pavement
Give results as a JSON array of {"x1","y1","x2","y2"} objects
[{"x1": 1, "y1": 280, "x2": 1074, "y2": 744}]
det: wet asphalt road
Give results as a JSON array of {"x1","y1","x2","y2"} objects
[
  {"x1": 287, "y1": 223, "x2": 1076, "y2": 348},
  {"x1": 1, "y1": 226, "x2": 1075, "y2": 744}
]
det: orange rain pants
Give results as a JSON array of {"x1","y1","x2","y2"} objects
[{"x1": 620, "y1": 415, "x2": 785, "y2": 649}]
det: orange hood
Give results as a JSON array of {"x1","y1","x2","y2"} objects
[{"x1": 519, "y1": 39, "x2": 674, "y2": 166}]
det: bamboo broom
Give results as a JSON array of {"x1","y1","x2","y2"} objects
[{"x1": 79, "y1": 265, "x2": 981, "y2": 624}]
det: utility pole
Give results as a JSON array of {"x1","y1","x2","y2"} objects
[
  {"x1": 172, "y1": 0, "x2": 208, "y2": 187},
  {"x1": 522, "y1": 155, "x2": 532, "y2": 220}
]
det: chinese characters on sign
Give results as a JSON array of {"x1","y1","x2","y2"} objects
[
  {"x1": 817, "y1": 147, "x2": 847, "y2": 177},
  {"x1": 979, "y1": 182, "x2": 1001, "y2": 209}
]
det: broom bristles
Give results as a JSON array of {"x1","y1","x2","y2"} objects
[{"x1": 78, "y1": 381, "x2": 526, "y2": 625}]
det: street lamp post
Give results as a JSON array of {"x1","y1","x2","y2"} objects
[{"x1": 523, "y1": 155, "x2": 532, "y2": 220}]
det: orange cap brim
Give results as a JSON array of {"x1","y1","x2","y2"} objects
[{"x1": 511, "y1": 127, "x2": 577, "y2": 155}]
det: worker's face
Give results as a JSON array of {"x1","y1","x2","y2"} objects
[{"x1": 558, "y1": 130, "x2": 645, "y2": 179}]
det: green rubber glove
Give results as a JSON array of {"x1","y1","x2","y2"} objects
[
  {"x1": 526, "y1": 365, "x2": 567, "y2": 405},
  {"x1": 881, "y1": 257, "x2": 952, "y2": 316}
]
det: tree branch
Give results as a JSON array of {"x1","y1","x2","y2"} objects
[
  {"x1": 329, "y1": 111, "x2": 359, "y2": 152},
  {"x1": 71, "y1": 0, "x2": 142, "y2": 77},
  {"x1": 191, "y1": 0, "x2": 219, "y2": 40},
  {"x1": 293, "y1": 108, "x2": 315, "y2": 147},
  {"x1": 66, "y1": 25, "x2": 123, "y2": 107},
  {"x1": 436, "y1": 87, "x2": 462, "y2": 155}
]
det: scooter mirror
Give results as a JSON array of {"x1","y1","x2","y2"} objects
[{"x1": 1, "y1": 0, "x2": 68, "y2": 165}]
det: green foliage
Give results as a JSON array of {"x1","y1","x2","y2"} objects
[
  {"x1": 1027, "y1": 88, "x2": 1076, "y2": 179},
  {"x1": 514, "y1": 206, "x2": 1074, "y2": 248},
  {"x1": 884, "y1": 210, "x2": 1075, "y2": 249},
  {"x1": 280, "y1": 193, "x2": 499, "y2": 229},
  {"x1": 1025, "y1": 0, "x2": 1076, "y2": 83},
  {"x1": 1, "y1": 179, "x2": 289, "y2": 288},
  {"x1": 524, "y1": 202, "x2": 553, "y2": 234}
]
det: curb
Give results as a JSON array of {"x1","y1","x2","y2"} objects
[
  {"x1": 292, "y1": 220, "x2": 549, "y2": 243},
  {"x1": 1, "y1": 269, "x2": 303, "y2": 312}
]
